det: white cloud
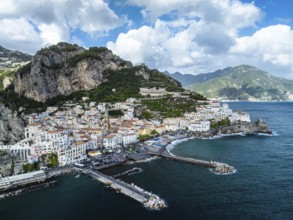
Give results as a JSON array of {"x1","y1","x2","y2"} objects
[
  {"x1": 109, "y1": 0, "x2": 293, "y2": 78},
  {"x1": 230, "y1": 25, "x2": 293, "y2": 77},
  {"x1": 0, "y1": 0, "x2": 127, "y2": 53},
  {"x1": 0, "y1": 18, "x2": 43, "y2": 53},
  {"x1": 38, "y1": 23, "x2": 70, "y2": 46},
  {"x1": 127, "y1": 0, "x2": 262, "y2": 29}
]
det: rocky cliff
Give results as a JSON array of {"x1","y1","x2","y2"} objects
[
  {"x1": 206, "y1": 119, "x2": 272, "y2": 137},
  {"x1": 0, "y1": 103, "x2": 25, "y2": 144},
  {"x1": 14, "y1": 43, "x2": 133, "y2": 102}
]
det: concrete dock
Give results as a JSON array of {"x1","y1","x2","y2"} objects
[
  {"x1": 87, "y1": 169, "x2": 148, "y2": 203},
  {"x1": 77, "y1": 168, "x2": 166, "y2": 209},
  {"x1": 158, "y1": 152, "x2": 217, "y2": 168},
  {"x1": 149, "y1": 146, "x2": 235, "y2": 174}
]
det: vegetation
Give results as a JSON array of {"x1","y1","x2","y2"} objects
[
  {"x1": 0, "y1": 84, "x2": 46, "y2": 113},
  {"x1": 18, "y1": 62, "x2": 32, "y2": 79},
  {"x1": 0, "y1": 69, "x2": 17, "y2": 91},
  {"x1": 108, "y1": 109, "x2": 123, "y2": 117},
  {"x1": 187, "y1": 65, "x2": 293, "y2": 100},
  {"x1": 138, "y1": 134, "x2": 152, "y2": 142},
  {"x1": 150, "y1": 130, "x2": 159, "y2": 135},
  {"x1": 142, "y1": 110, "x2": 152, "y2": 120},
  {"x1": 148, "y1": 69, "x2": 183, "y2": 92},
  {"x1": 23, "y1": 162, "x2": 39, "y2": 173},
  {"x1": 39, "y1": 42, "x2": 80, "y2": 55},
  {"x1": 89, "y1": 46, "x2": 109, "y2": 54},
  {"x1": 0, "y1": 44, "x2": 184, "y2": 113},
  {"x1": 141, "y1": 97, "x2": 197, "y2": 118},
  {"x1": 211, "y1": 118, "x2": 231, "y2": 129},
  {"x1": 67, "y1": 50, "x2": 103, "y2": 67},
  {"x1": 40, "y1": 153, "x2": 59, "y2": 168},
  {"x1": 189, "y1": 93, "x2": 207, "y2": 100}
]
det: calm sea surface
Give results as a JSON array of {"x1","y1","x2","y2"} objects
[{"x1": 1, "y1": 102, "x2": 293, "y2": 220}]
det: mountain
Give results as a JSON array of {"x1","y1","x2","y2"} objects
[
  {"x1": 165, "y1": 69, "x2": 229, "y2": 86},
  {"x1": 1, "y1": 42, "x2": 182, "y2": 106},
  {"x1": 185, "y1": 65, "x2": 293, "y2": 101},
  {"x1": 0, "y1": 45, "x2": 32, "y2": 68},
  {"x1": 0, "y1": 45, "x2": 32, "y2": 91}
]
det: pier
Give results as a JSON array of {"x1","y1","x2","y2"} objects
[
  {"x1": 149, "y1": 146, "x2": 235, "y2": 174},
  {"x1": 77, "y1": 167, "x2": 167, "y2": 209},
  {"x1": 156, "y1": 152, "x2": 217, "y2": 168}
]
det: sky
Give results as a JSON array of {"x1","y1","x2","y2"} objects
[{"x1": 0, "y1": 0, "x2": 293, "y2": 78}]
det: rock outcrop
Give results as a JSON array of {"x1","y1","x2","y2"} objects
[
  {"x1": 209, "y1": 119, "x2": 272, "y2": 136},
  {"x1": 0, "y1": 103, "x2": 25, "y2": 145},
  {"x1": 14, "y1": 43, "x2": 132, "y2": 102}
]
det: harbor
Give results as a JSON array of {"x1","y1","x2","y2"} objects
[
  {"x1": 0, "y1": 164, "x2": 167, "y2": 210},
  {"x1": 75, "y1": 167, "x2": 167, "y2": 210},
  {"x1": 144, "y1": 134, "x2": 236, "y2": 174},
  {"x1": 0, "y1": 132, "x2": 235, "y2": 208}
]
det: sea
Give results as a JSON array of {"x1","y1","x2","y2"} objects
[{"x1": 1, "y1": 102, "x2": 293, "y2": 220}]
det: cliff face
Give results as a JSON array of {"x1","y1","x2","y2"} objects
[
  {"x1": 0, "y1": 103, "x2": 25, "y2": 145},
  {"x1": 14, "y1": 43, "x2": 132, "y2": 102}
]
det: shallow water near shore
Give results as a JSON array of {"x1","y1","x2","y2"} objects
[{"x1": 1, "y1": 102, "x2": 293, "y2": 219}]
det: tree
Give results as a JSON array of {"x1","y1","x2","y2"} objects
[
  {"x1": 142, "y1": 110, "x2": 152, "y2": 120},
  {"x1": 151, "y1": 130, "x2": 159, "y2": 135}
]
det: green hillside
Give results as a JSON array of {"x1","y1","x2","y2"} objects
[
  {"x1": 0, "y1": 68, "x2": 17, "y2": 91},
  {"x1": 0, "y1": 43, "x2": 184, "y2": 113},
  {"x1": 187, "y1": 65, "x2": 293, "y2": 100}
]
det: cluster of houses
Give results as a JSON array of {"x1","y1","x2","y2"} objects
[{"x1": 0, "y1": 97, "x2": 250, "y2": 167}]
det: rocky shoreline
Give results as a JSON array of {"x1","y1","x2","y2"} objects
[
  {"x1": 0, "y1": 178, "x2": 57, "y2": 200},
  {"x1": 171, "y1": 119, "x2": 272, "y2": 139}
]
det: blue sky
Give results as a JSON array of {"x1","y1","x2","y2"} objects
[{"x1": 0, "y1": 0, "x2": 293, "y2": 78}]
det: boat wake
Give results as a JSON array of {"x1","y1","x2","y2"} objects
[{"x1": 127, "y1": 156, "x2": 159, "y2": 164}]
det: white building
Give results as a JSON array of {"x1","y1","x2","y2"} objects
[
  {"x1": 25, "y1": 123, "x2": 42, "y2": 139},
  {"x1": 0, "y1": 144, "x2": 31, "y2": 160},
  {"x1": 229, "y1": 111, "x2": 250, "y2": 123},
  {"x1": 188, "y1": 121, "x2": 210, "y2": 132},
  {"x1": 58, "y1": 142, "x2": 87, "y2": 166},
  {"x1": 163, "y1": 117, "x2": 180, "y2": 131},
  {"x1": 139, "y1": 87, "x2": 167, "y2": 97},
  {"x1": 103, "y1": 134, "x2": 123, "y2": 149},
  {"x1": 122, "y1": 133, "x2": 138, "y2": 146}
]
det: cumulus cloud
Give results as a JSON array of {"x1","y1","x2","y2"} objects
[
  {"x1": 0, "y1": 18, "x2": 43, "y2": 53},
  {"x1": 109, "y1": 0, "x2": 293, "y2": 78},
  {"x1": 230, "y1": 25, "x2": 293, "y2": 77},
  {"x1": 0, "y1": 0, "x2": 127, "y2": 53},
  {"x1": 127, "y1": 0, "x2": 262, "y2": 29},
  {"x1": 109, "y1": 0, "x2": 261, "y2": 71}
]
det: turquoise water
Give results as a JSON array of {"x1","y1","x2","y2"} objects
[{"x1": 1, "y1": 102, "x2": 293, "y2": 220}]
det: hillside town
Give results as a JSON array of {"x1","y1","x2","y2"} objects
[{"x1": 0, "y1": 88, "x2": 250, "y2": 174}]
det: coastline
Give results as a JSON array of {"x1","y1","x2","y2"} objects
[
  {"x1": 0, "y1": 120, "x2": 272, "y2": 202},
  {"x1": 162, "y1": 119, "x2": 272, "y2": 154},
  {"x1": 0, "y1": 178, "x2": 57, "y2": 200}
]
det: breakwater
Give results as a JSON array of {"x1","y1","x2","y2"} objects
[
  {"x1": 78, "y1": 168, "x2": 166, "y2": 210},
  {"x1": 151, "y1": 151, "x2": 235, "y2": 174}
]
